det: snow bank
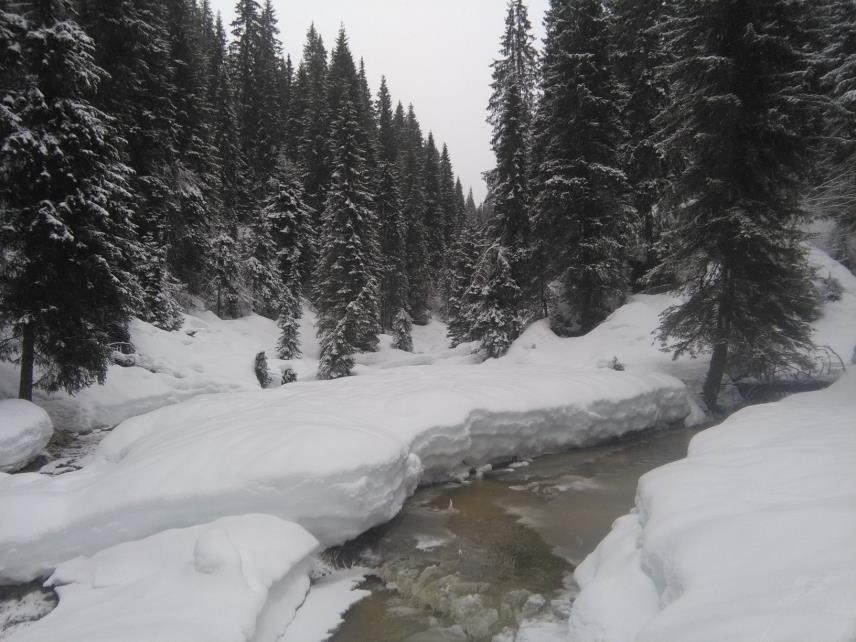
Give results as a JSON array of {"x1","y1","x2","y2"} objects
[
  {"x1": 0, "y1": 400, "x2": 53, "y2": 473},
  {"x1": 507, "y1": 247, "x2": 856, "y2": 387},
  {"x1": 568, "y1": 372, "x2": 856, "y2": 642},
  {"x1": 5, "y1": 515, "x2": 318, "y2": 642},
  {"x1": 0, "y1": 364, "x2": 688, "y2": 583}
]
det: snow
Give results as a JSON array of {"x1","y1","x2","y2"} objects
[
  {"x1": 507, "y1": 248, "x2": 856, "y2": 405},
  {"x1": 279, "y1": 568, "x2": 370, "y2": 642},
  {"x1": 4, "y1": 515, "x2": 318, "y2": 642},
  {"x1": 568, "y1": 371, "x2": 856, "y2": 642},
  {"x1": 0, "y1": 364, "x2": 689, "y2": 583},
  {"x1": 0, "y1": 400, "x2": 53, "y2": 473}
]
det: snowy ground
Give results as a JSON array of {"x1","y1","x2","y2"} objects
[
  {"x1": 0, "y1": 247, "x2": 854, "y2": 641},
  {"x1": 568, "y1": 372, "x2": 856, "y2": 642},
  {"x1": 0, "y1": 401, "x2": 52, "y2": 473}
]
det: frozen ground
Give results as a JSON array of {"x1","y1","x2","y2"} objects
[
  {"x1": 0, "y1": 401, "x2": 52, "y2": 473},
  {"x1": 568, "y1": 372, "x2": 856, "y2": 642}
]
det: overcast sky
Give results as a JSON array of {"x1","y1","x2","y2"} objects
[{"x1": 208, "y1": 0, "x2": 549, "y2": 203}]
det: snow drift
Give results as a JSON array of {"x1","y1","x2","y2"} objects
[
  {"x1": 4, "y1": 514, "x2": 318, "y2": 642},
  {"x1": 0, "y1": 364, "x2": 688, "y2": 583},
  {"x1": 568, "y1": 371, "x2": 856, "y2": 642},
  {"x1": 0, "y1": 400, "x2": 53, "y2": 473}
]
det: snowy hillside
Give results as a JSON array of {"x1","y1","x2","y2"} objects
[{"x1": 568, "y1": 372, "x2": 856, "y2": 642}]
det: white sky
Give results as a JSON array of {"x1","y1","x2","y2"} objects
[{"x1": 208, "y1": 0, "x2": 549, "y2": 203}]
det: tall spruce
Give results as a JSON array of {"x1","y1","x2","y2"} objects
[
  {"x1": 399, "y1": 105, "x2": 432, "y2": 323},
  {"x1": 654, "y1": 0, "x2": 823, "y2": 410},
  {"x1": 467, "y1": 0, "x2": 538, "y2": 355},
  {"x1": 532, "y1": 0, "x2": 632, "y2": 336},
  {"x1": 77, "y1": 0, "x2": 183, "y2": 330},
  {"x1": 609, "y1": 0, "x2": 670, "y2": 284},
  {"x1": 315, "y1": 97, "x2": 381, "y2": 379},
  {"x1": 0, "y1": 0, "x2": 140, "y2": 399},
  {"x1": 263, "y1": 156, "x2": 313, "y2": 359}
]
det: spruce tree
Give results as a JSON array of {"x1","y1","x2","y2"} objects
[
  {"x1": 315, "y1": 98, "x2": 381, "y2": 379},
  {"x1": 77, "y1": 0, "x2": 183, "y2": 329},
  {"x1": 470, "y1": 0, "x2": 538, "y2": 355},
  {"x1": 446, "y1": 221, "x2": 483, "y2": 347},
  {"x1": 264, "y1": 156, "x2": 313, "y2": 359},
  {"x1": 654, "y1": 0, "x2": 823, "y2": 410},
  {"x1": 610, "y1": 0, "x2": 670, "y2": 284},
  {"x1": 532, "y1": 0, "x2": 632, "y2": 336},
  {"x1": 399, "y1": 105, "x2": 432, "y2": 324},
  {"x1": 0, "y1": 0, "x2": 140, "y2": 399}
]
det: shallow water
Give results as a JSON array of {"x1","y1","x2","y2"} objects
[{"x1": 329, "y1": 425, "x2": 701, "y2": 641}]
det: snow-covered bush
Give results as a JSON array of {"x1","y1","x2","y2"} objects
[
  {"x1": 254, "y1": 351, "x2": 271, "y2": 388},
  {"x1": 281, "y1": 367, "x2": 297, "y2": 385},
  {"x1": 391, "y1": 308, "x2": 413, "y2": 352}
]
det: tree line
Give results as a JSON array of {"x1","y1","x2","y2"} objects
[
  {"x1": 449, "y1": 0, "x2": 856, "y2": 411},
  {"x1": 0, "y1": 0, "x2": 480, "y2": 397}
]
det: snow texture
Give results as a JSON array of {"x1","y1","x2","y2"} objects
[
  {"x1": 568, "y1": 371, "x2": 856, "y2": 642},
  {"x1": 4, "y1": 515, "x2": 318, "y2": 642},
  {"x1": 0, "y1": 364, "x2": 688, "y2": 583},
  {"x1": 0, "y1": 400, "x2": 53, "y2": 473}
]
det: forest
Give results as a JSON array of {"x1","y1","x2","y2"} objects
[{"x1": 2, "y1": 0, "x2": 855, "y2": 411}]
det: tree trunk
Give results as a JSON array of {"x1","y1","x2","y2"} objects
[
  {"x1": 18, "y1": 323, "x2": 35, "y2": 401},
  {"x1": 703, "y1": 341, "x2": 728, "y2": 413}
]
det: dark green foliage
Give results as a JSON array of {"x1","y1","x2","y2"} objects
[
  {"x1": 315, "y1": 98, "x2": 381, "y2": 379},
  {"x1": 532, "y1": 0, "x2": 632, "y2": 336},
  {"x1": 609, "y1": 0, "x2": 670, "y2": 285},
  {"x1": 391, "y1": 308, "x2": 414, "y2": 352},
  {"x1": 654, "y1": 0, "x2": 823, "y2": 410},
  {"x1": 446, "y1": 222, "x2": 484, "y2": 347},
  {"x1": 0, "y1": 0, "x2": 140, "y2": 398}
]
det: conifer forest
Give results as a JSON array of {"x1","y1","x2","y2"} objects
[{"x1": 1, "y1": 1, "x2": 856, "y2": 640}]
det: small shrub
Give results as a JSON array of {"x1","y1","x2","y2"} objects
[
  {"x1": 281, "y1": 367, "x2": 298, "y2": 385},
  {"x1": 821, "y1": 274, "x2": 843, "y2": 302},
  {"x1": 609, "y1": 356, "x2": 625, "y2": 371},
  {"x1": 254, "y1": 351, "x2": 272, "y2": 388}
]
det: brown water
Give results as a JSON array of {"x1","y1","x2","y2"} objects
[{"x1": 329, "y1": 425, "x2": 701, "y2": 641}]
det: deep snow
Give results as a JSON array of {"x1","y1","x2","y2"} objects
[
  {"x1": 568, "y1": 372, "x2": 856, "y2": 642},
  {"x1": 0, "y1": 400, "x2": 52, "y2": 473},
  {"x1": 0, "y1": 364, "x2": 688, "y2": 583},
  {"x1": 4, "y1": 515, "x2": 318, "y2": 642},
  {"x1": 0, "y1": 247, "x2": 853, "y2": 642}
]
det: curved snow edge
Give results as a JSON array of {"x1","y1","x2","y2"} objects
[
  {"x1": 568, "y1": 371, "x2": 856, "y2": 642},
  {"x1": 0, "y1": 366, "x2": 689, "y2": 584}
]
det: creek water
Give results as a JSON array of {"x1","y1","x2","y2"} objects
[{"x1": 328, "y1": 424, "x2": 701, "y2": 641}]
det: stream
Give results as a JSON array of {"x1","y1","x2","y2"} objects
[{"x1": 327, "y1": 424, "x2": 702, "y2": 641}]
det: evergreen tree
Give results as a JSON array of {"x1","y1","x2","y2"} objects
[
  {"x1": 391, "y1": 308, "x2": 414, "y2": 352},
  {"x1": 468, "y1": 0, "x2": 538, "y2": 355},
  {"x1": 0, "y1": 0, "x2": 140, "y2": 399},
  {"x1": 294, "y1": 24, "x2": 329, "y2": 214},
  {"x1": 209, "y1": 230, "x2": 242, "y2": 317},
  {"x1": 532, "y1": 0, "x2": 632, "y2": 336},
  {"x1": 610, "y1": 0, "x2": 670, "y2": 284},
  {"x1": 399, "y1": 105, "x2": 432, "y2": 323},
  {"x1": 377, "y1": 162, "x2": 409, "y2": 329},
  {"x1": 486, "y1": 0, "x2": 537, "y2": 261},
  {"x1": 315, "y1": 98, "x2": 381, "y2": 379},
  {"x1": 467, "y1": 243, "x2": 523, "y2": 358},
  {"x1": 209, "y1": 12, "x2": 247, "y2": 223},
  {"x1": 654, "y1": 0, "x2": 823, "y2": 410},
  {"x1": 77, "y1": 0, "x2": 183, "y2": 327},
  {"x1": 446, "y1": 222, "x2": 483, "y2": 347},
  {"x1": 164, "y1": 0, "x2": 219, "y2": 294},
  {"x1": 264, "y1": 156, "x2": 313, "y2": 359}
]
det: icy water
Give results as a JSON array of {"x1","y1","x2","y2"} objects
[{"x1": 328, "y1": 425, "x2": 702, "y2": 641}]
